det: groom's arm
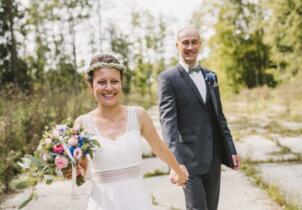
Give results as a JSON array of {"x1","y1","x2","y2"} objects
[
  {"x1": 215, "y1": 76, "x2": 240, "y2": 169},
  {"x1": 215, "y1": 78, "x2": 237, "y2": 155},
  {"x1": 157, "y1": 72, "x2": 183, "y2": 164}
]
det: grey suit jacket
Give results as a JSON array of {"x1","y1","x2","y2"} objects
[{"x1": 158, "y1": 64, "x2": 237, "y2": 175}]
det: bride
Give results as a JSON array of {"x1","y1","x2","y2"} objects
[{"x1": 73, "y1": 54, "x2": 188, "y2": 210}]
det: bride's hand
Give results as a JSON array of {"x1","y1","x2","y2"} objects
[
  {"x1": 170, "y1": 164, "x2": 189, "y2": 187},
  {"x1": 64, "y1": 158, "x2": 88, "y2": 179}
]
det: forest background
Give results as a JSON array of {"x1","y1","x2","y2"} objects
[{"x1": 0, "y1": 0, "x2": 301, "y2": 197}]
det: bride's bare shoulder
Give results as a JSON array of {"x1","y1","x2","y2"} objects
[
  {"x1": 74, "y1": 115, "x2": 84, "y2": 127},
  {"x1": 130, "y1": 106, "x2": 146, "y2": 117}
]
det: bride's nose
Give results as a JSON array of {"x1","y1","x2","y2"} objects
[{"x1": 104, "y1": 81, "x2": 114, "y2": 90}]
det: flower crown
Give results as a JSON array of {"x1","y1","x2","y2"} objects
[{"x1": 88, "y1": 62, "x2": 127, "y2": 73}]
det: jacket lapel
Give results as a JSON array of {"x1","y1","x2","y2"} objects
[{"x1": 177, "y1": 64, "x2": 207, "y2": 111}]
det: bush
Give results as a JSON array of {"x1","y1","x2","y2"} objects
[{"x1": 0, "y1": 85, "x2": 95, "y2": 193}]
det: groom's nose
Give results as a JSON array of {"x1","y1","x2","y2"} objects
[{"x1": 187, "y1": 43, "x2": 194, "y2": 50}]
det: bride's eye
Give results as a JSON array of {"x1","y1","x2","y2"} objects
[
  {"x1": 97, "y1": 80, "x2": 107, "y2": 85},
  {"x1": 111, "y1": 80, "x2": 119, "y2": 84}
]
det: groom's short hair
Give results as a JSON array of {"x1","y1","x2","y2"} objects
[{"x1": 176, "y1": 26, "x2": 201, "y2": 41}]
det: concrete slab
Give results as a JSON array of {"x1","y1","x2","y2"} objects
[
  {"x1": 1, "y1": 181, "x2": 91, "y2": 210},
  {"x1": 219, "y1": 167, "x2": 281, "y2": 210},
  {"x1": 235, "y1": 135, "x2": 295, "y2": 162},
  {"x1": 281, "y1": 121, "x2": 302, "y2": 131},
  {"x1": 142, "y1": 158, "x2": 169, "y2": 175},
  {"x1": 144, "y1": 175, "x2": 185, "y2": 210},
  {"x1": 258, "y1": 163, "x2": 302, "y2": 210},
  {"x1": 277, "y1": 136, "x2": 302, "y2": 154}
]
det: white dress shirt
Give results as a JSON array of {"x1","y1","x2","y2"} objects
[{"x1": 179, "y1": 61, "x2": 207, "y2": 103}]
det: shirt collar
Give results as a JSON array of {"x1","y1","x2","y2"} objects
[{"x1": 179, "y1": 60, "x2": 198, "y2": 73}]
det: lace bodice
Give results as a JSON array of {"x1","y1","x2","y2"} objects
[{"x1": 79, "y1": 106, "x2": 143, "y2": 173}]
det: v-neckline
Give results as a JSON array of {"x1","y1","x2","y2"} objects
[{"x1": 88, "y1": 108, "x2": 130, "y2": 142}]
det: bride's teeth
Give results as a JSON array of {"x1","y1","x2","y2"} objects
[{"x1": 104, "y1": 94, "x2": 114, "y2": 97}]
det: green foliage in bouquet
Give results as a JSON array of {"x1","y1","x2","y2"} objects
[{"x1": 16, "y1": 120, "x2": 100, "y2": 209}]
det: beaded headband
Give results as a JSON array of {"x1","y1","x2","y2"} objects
[{"x1": 88, "y1": 62, "x2": 127, "y2": 73}]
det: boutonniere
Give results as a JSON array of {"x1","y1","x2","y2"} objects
[{"x1": 205, "y1": 72, "x2": 218, "y2": 87}]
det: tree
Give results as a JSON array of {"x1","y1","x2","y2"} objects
[
  {"x1": 263, "y1": 0, "x2": 302, "y2": 81},
  {"x1": 0, "y1": 0, "x2": 30, "y2": 89},
  {"x1": 207, "y1": 0, "x2": 275, "y2": 91}
]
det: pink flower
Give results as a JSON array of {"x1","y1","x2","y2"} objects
[
  {"x1": 55, "y1": 156, "x2": 68, "y2": 169},
  {"x1": 53, "y1": 144, "x2": 64, "y2": 154},
  {"x1": 68, "y1": 136, "x2": 78, "y2": 146},
  {"x1": 73, "y1": 148, "x2": 83, "y2": 160}
]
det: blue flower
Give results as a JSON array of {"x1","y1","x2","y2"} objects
[
  {"x1": 205, "y1": 72, "x2": 217, "y2": 87},
  {"x1": 78, "y1": 137, "x2": 84, "y2": 147},
  {"x1": 69, "y1": 146, "x2": 75, "y2": 155}
]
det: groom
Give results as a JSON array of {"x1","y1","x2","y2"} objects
[{"x1": 158, "y1": 26, "x2": 240, "y2": 210}]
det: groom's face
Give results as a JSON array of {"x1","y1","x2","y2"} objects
[{"x1": 176, "y1": 28, "x2": 201, "y2": 66}]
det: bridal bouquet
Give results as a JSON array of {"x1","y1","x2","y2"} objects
[{"x1": 17, "y1": 120, "x2": 100, "y2": 208}]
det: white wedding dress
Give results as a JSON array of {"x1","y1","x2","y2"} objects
[{"x1": 80, "y1": 106, "x2": 153, "y2": 210}]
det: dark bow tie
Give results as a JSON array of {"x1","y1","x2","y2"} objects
[{"x1": 188, "y1": 66, "x2": 201, "y2": 74}]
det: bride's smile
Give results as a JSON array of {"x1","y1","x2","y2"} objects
[{"x1": 91, "y1": 67, "x2": 122, "y2": 107}]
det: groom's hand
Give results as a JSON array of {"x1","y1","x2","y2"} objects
[
  {"x1": 169, "y1": 169, "x2": 177, "y2": 184},
  {"x1": 232, "y1": 155, "x2": 240, "y2": 170}
]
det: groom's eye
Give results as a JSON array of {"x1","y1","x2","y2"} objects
[{"x1": 182, "y1": 40, "x2": 189, "y2": 46}]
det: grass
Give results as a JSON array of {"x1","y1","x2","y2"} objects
[
  {"x1": 223, "y1": 72, "x2": 302, "y2": 129},
  {"x1": 142, "y1": 153, "x2": 156, "y2": 159},
  {"x1": 240, "y1": 159, "x2": 300, "y2": 210},
  {"x1": 143, "y1": 169, "x2": 168, "y2": 178},
  {"x1": 151, "y1": 194, "x2": 159, "y2": 206}
]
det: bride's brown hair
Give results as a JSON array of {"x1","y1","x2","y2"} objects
[{"x1": 86, "y1": 54, "x2": 124, "y2": 86}]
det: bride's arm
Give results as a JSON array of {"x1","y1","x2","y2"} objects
[{"x1": 136, "y1": 107, "x2": 188, "y2": 186}]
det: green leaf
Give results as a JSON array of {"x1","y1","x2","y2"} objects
[
  {"x1": 88, "y1": 149, "x2": 94, "y2": 159},
  {"x1": 45, "y1": 178, "x2": 53, "y2": 185},
  {"x1": 15, "y1": 180, "x2": 31, "y2": 190},
  {"x1": 18, "y1": 190, "x2": 35, "y2": 209}
]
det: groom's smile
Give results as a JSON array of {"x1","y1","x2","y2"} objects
[{"x1": 176, "y1": 27, "x2": 201, "y2": 68}]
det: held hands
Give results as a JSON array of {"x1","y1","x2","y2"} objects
[{"x1": 169, "y1": 164, "x2": 189, "y2": 187}]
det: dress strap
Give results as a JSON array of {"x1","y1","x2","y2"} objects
[
  {"x1": 83, "y1": 114, "x2": 100, "y2": 135},
  {"x1": 127, "y1": 106, "x2": 140, "y2": 132}
]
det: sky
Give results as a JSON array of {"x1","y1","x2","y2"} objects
[
  {"x1": 95, "y1": 0, "x2": 209, "y2": 58},
  {"x1": 21, "y1": 0, "x2": 209, "y2": 68},
  {"x1": 98, "y1": 0, "x2": 203, "y2": 35},
  {"x1": 123, "y1": 0, "x2": 202, "y2": 24}
]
